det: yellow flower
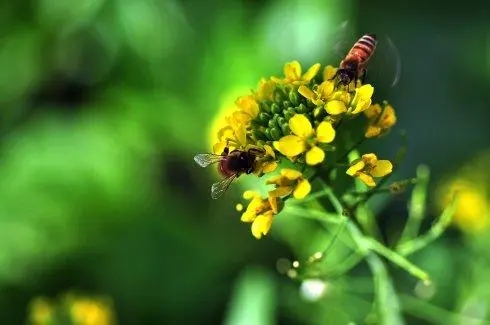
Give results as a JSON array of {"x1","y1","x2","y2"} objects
[
  {"x1": 235, "y1": 94, "x2": 259, "y2": 121},
  {"x1": 240, "y1": 191, "x2": 283, "y2": 239},
  {"x1": 323, "y1": 65, "x2": 337, "y2": 81},
  {"x1": 266, "y1": 168, "x2": 311, "y2": 199},
  {"x1": 254, "y1": 144, "x2": 278, "y2": 175},
  {"x1": 28, "y1": 297, "x2": 53, "y2": 325},
  {"x1": 298, "y1": 81, "x2": 335, "y2": 106},
  {"x1": 273, "y1": 114, "x2": 335, "y2": 165},
  {"x1": 324, "y1": 84, "x2": 374, "y2": 116},
  {"x1": 271, "y1": 61, "x2": 321, "y2": 86},
  {"x1": 364, "y1": 103, "x2": 397, "y2": 138},
  {"x1": 68, "y1": 297, "x2": 115, "y2": 325},
  {"x1": 255, "y1": 78, "x2": 276, "y2": 101},
  {"x1": 438, "y1": 179, "x2": 489, "y2": 234},
  {"x1": 213, "y1": 122, "x2": 247, "y2": 154},
  {"x1": 346, "y1": 153, "x2": 393, "y2": 187}
]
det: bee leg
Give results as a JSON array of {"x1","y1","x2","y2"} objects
[{"x1": 360, "y1": 69, "x2": 367, "y2": 84}]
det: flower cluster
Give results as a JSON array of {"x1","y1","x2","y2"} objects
[
  {"x1": 210, "y1": 61, "x2": 397, "y2": 239},
  {"x1": 27, "y1": 292, "x2": 117, "y2": 325}
]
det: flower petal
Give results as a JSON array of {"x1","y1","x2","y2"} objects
[
  {"x1": 303, "y1": 63, "x2": 321, "y2": 81},
  {"x1": 316, "y1": 121, "x2": 336, "y2": 143},
  {"x1": 281, "y1": 168, "x2": 302, "y2": 180},
  {"x1": 298, "y1": 85, "x2": 316, "y2": 102},
  {"x1": 317, "y1": 81, "x2": 334, "y2": 99},
  {"x1": 370, "y1": 160, "x2": 393, "y2": 177},
  {"x1": 293, "y1": 179, "x2": 311, "y2": 199},
  {"x1": 346, "y1": 160, "x2": 365, "y2": 176},
  {"x1": 325, "y1": 100, "x2": 347, "y2": 115},
  {"x1": 289, "y1": 114, "x2": 314, "y2": 138},
  {"x1": 356, "y1": 84, "x2": 374, "y2": 100},
  {"x1": 365, "y1": 125, "x2": 382, "y2": 138},
  {"x1": 261, "y1": 161, "x2": 278, "y2": 173},
  {"x1": 236, "y1": 95, "x2": 259, "y2": 117},
  {"x1": 243, "y1": 190, "x2": 259, "y2": 200},
  {"x1": 213, "y1": 141, "x2": 227, "y2": 154},
  {"x1": 251, "y1": 213, "x2": 273, "y2": 239},
  {"x1": 323, "y1": 65, "x2": 337, "y2": 81},
  {"x1": 274, "y1": 135, "x2": 306, "y2": 157},
  {"x1": 285, "y1": 61, "x2": 302, "y2": 80},
  {"x1": 306, "y1": 146, "x2": 325, "y2": 165},
  {"x1": 357, "y1": 172, "x2": 376, "y2": 187},
  {"x1": 269, "y1": 187, "x2": 293, "y2": 198}
]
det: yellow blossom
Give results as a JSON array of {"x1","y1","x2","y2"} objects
[
  {"x1": 271, "y1": 61, "x2": 321, "y2": 86},
  {"x1": 255, "y1": 144, "x2": 278, "y2": 175},
  {"x1": 273, "y1": 114, "x2": 335, "y2": 165},
  {"x1": 266, "y1": 168, "x2": 311, "y2": 199},
  {"x1": 298, "y1": 81, "x2": 335, "y2": 106},
  {"x1": 68, "y1": 297, "x2": 115, "y2": 325},
  {"x1": 323, "y1": 65, "x2": 337, "y2": 81},
  {"x1": 28, "y1": 298, "x2": 53, "y2": 325},
  {"x1": 439, "y1": 179, "x2": 489, "y2": 234},
  {"x1": 346, "y1": 153, "x2": 393, "y2": 187},
  {"x1": 255, "y1": 78, "x2": 276, "y2": 101},
  {"x1": 240, "y1": 191, "x2": 283, "y2": 239},
  {"x1": 213, "y1": 122, "x2": 247, "y2": 154},
  {"x1": 364, "y1": 103, "x2": 397, "y2": 138}
]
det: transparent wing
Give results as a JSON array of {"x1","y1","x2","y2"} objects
[
  {"x1": 193, "y1": 153, "x2": 223, "y2": 168},
  {"x1": 331, "y1": 20, "x2": 356, "y2": 59},
  {"x1": 366, "y1": 34, "x2": 402, "y2": 89},
  {"x1": 211, "y1": 174, "x2": 237, "y2": 199},
  {"x1": 385, "y1": 36, "x2": 402, "y2": 87}
]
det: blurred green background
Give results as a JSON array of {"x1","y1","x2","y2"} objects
[{"x1": 0, "y1": 0, "x2": 489, "y2": 324}]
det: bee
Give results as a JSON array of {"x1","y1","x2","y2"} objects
[
  {"x1": 194, "y1": 146, "x2": 265, "y2": 199},
  {"x1": 332, "y1": 33, "x2": 378, "y2": 86}
]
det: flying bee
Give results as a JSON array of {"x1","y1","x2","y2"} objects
[
  {"x1": 194, "y1": 146, "x2": 265, "y2": 199},
  {"x1": 332, "y1": 33, "x2": 378, "y2": 87}
]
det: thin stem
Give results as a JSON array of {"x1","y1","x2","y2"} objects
[
  {"x1": 397, "y1": 193, "x2": 458, "y2": 256},
  {"x1": 398, "y1": 165, "x2": 430, "y2": 245}
]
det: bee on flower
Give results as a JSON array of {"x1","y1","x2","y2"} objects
[{"x1": 195, "y1": 56, "x2": 399, "y2": 239}]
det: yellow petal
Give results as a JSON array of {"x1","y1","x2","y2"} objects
[
  {"x1": 262, "y1": 161, "x2": 278, "y2": 173},
  {"x1": 236, "y1": 95, "x2": 259, "y2": 117},
  {"x1": 317, "y1": 81, "x2": 334, "y2": 99},
  {"x1": 234, "y1": 124, "x2": 247, "y2": 146},
  {"x1": 303, "y1": 63, "x2": 321, "y2": 81},
  {"x1": 293, "y1": 179, "x2": 311, "y2": 199},
  {"x1": 281, "y1": 168, "x2": 302, "y2": 180},
  {"x1": 231, "y1": 111, "x2": 252, "y2": 125},
  {"x1": 285, "y1": 61, "x2": 302, "y2": 80},
  {"x1": 362, "y1": 153, "x2": 378, "y2": 166},
  {"x1": 289, "y1": 114, "x2": 314, "y2": 138},
  {"x1": 274, "y1": 135, "x2": 306, "y2": 157},
  {"x1": 269, "y1": 187, "x2": 293, "y2": 198},
  {"x1": 316, "y1": 121, "x2": 336, "y2": 143},
  {"x1": 243, "y1": 190, "x2": 259, "y2": 200},
  {"x1": 370, "y1": 160, "x2": 393, "y2": 177},
  {"x1": 241, "y1": 211, "x2": 256, "y2": 222},
  {"x1": 365, "y1": 125, "x2": 382, "y2": 138},
  {"x1": 323, "y1": 65, "x2": 337, "y2": 81},
  {"x1": 265, "y1": 174, "x2": 283, "y2": 185},
  {"x1": 306, "y1": 146, "x2": 325, "y2": 165},
  {"x1": 364, "y1": 104, "x2": 382, "y2": 118},
  {"x1": 357, "y1": 172, "x2": 376, "y2": 187},
  {"x1": 268, "y1": 195, "x2": 279, "y2": 214},
  {"x1": 351, "y1": 98, "x2": 372, "y2": 115},
  {"x1": 251, "y1": 214, "x2": 273, "y2": 239},
  {"x1": 213, "y1": 141, "x2": 226, "y2": 154},
  {"x1": 325, "y1": 100, "x2": 347, "y2": 115},
  {"x1": 298, "y1": 85, "x2": 316, "y2": 101},
  {"x1": 346, "y1": 160, "x2": 365, "y2": 176},
  {"x1": 264, "y1": 144, "x2": 275, "y2": 158},
  {"x1": 356, "y1": 84, "x2": 374, "y2": 100}
]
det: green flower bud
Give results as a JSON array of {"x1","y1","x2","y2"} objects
[
  {"x1": 252, "y1": 128, "x2": 267, "y2": 141},
  {"x1": 296, "y1": 103, "x2": 309, "y2": 113},
  {"x1": 281, "y1": 123, "x2": 290, "y2": 135},
  {"x1": 271, "y1": 103, "x2": 281, "y2": 114},
  {"x1": 270, "y1": 127, "x2": 283, "y2": 140},
  {"x1": 259, "y1": 101, "x2": 272, "y2": 112},
  {"x1": 258, "y1": 112, "x2": 271, "y2": 124},
  {"x1": 289, "y1": 91, "x2": 299, "y2": 106}
]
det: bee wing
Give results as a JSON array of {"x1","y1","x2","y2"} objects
[
  {"x1": 193, "y1": 153, "x2": 223, "y2": 168},
  {"x1": 330, "y1": 20, "x2": 356, "y2": 59},
  {"x1": 211, "y1": 174, "x2": 237, "y2": 199},
  {"x1": 385, "y1": 36, "x2": 402, "y2": 87}
]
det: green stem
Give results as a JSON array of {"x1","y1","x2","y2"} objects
[
  {"x1": 397, "y1": 193, "x2": 458, "y2": 256},
  {"x1": 398, "y1": 165, "x2": 430, "y2": 245}
]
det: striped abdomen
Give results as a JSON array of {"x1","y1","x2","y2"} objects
[{"x1": 345, "y1": 34, "x2": 377, "y2": 66}]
